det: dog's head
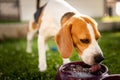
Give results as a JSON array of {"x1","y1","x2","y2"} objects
[{"x1": 55, "y1": 13, "x2": 104, "y2": 65}]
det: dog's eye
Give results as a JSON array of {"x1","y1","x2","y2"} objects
[{"x1": 80, "y1": 39, "x2": 90, "y2": 44}]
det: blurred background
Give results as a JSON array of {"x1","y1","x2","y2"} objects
[
  {"x1": 0, "y1": 0, "x2": 120, "y2": 39},
  {"x1": 0, "y1": 0, "x2": 120, "y2": 80}
]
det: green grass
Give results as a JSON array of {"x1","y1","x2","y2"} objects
[
  {"x1": 94, "y1": 16, "x2": 120, "y2": 22},
  {"x1": 102, "y1": 16, "x2": 120, "y2": 22},
  {"x1": 99, "y1": 31, "x2": 120, "y2": 74},
  {"x1": 0, "y1": 31, "x2": 120, "y2": 80}
]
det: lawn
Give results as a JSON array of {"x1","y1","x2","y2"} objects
[
  {"x1": 0, "y1": 31, "x2": 120, "y2": 80},
  {"x1": 94, "y1": 16, "x2": 120, "y2": 22}
]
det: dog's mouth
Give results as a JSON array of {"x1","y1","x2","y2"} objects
[{"x1": 90, "y1": 64, "x2": 101, "y2": 73}]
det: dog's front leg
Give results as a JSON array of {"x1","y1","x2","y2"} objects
[
  {"x1": 26, "y1": 31, "x2": 35, "y2": 53},
  {"x1": 38, "y1": 35, "x2": 47, "y2": 72},
  {"x1": 62, "y1": 58, "x2": 70, "y2": 64}
]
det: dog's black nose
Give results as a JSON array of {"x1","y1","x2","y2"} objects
[{"x1": 94, "y1": 55, "x2": 104, "y2": 63}]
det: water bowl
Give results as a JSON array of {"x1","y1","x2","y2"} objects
[
  {"x1": 101, "y1": 74, "x2": 120, "y2": 80},
  {"x1": 56, "y1": 61, "x2": 108, "y2": 80}
]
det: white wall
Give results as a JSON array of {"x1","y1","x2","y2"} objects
[
  {"x1": 20, "y1": 0, "x2": 36, "y2": 21},
  {"x1": 66, "y1": 0, "x2": 104, "y2": 17},
  {"x1": 20, "y1": 0, "x2": 104, "y2": 21}
]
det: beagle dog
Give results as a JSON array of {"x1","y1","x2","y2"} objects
[{"x1": 26, "y1": 0, "x2": 104, "y2": 72}]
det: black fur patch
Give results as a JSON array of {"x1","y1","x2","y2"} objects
[{"x1": 34, "y1": 4, "x2": 46, "y2": 23}]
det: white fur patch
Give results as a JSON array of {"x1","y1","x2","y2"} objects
[
  {"x1": 62, "y1": 58, "x2": 70, "y2": 64},
  {"x1": 81, "y1": 24, "x2": 103, "y2": 65}
]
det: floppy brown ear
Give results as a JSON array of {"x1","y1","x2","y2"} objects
[{"x1": 55, "y1": 23, "x2": 73, "y2": 58}]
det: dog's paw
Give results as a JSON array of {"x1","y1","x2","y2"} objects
[
  {"x1": 38, "y1": 63, "x2": 47, "y2": 72},
  {"x1": 63, "y1": 58, "x2": 70, "y2": 64}
]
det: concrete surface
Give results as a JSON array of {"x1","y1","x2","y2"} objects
[
  {"x1": 0, "y1": 22, "x2": 120, "y2": 40},
  {"x1": 0, "y1": 23, "x2": 27, "y2": 40}
]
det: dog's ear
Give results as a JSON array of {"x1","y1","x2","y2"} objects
[
  {"x1": 55, "y1": 23, "x2": 73, "y2": 58},
  {"x1": 81, "y1": 15, "x2": 98, "y2": 27},
  {"x1": 81, "y1": 16, "x2": 100, "y2": 38}
]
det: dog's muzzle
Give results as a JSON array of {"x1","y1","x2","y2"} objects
[{"x1": 94, "y1": 54, "x2": 104, "y2": 63}]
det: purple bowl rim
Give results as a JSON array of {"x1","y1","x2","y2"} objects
[
  {"x1": 101, "y1": 74, "x2": 120, "y2": 80},
  {"x1": 59, "y1": 61, "x2": 108, "y2": 77}
]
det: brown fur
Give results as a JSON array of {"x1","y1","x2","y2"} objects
[
  {"x1": 55, "y1": 19, "x2": 73, "y2": 58},
  {"x1": 71, "y1": 17, "x2": 91, "y2": 56},
  {"x1": 81, "y1": 16, "x2": 101, "y2": 40},
  {"x1": 32, "y1": 22, "x2": 38, "y2": 30},
  {"x1": 55, "y1": 16, "x2": 100, "y2": 58}
]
